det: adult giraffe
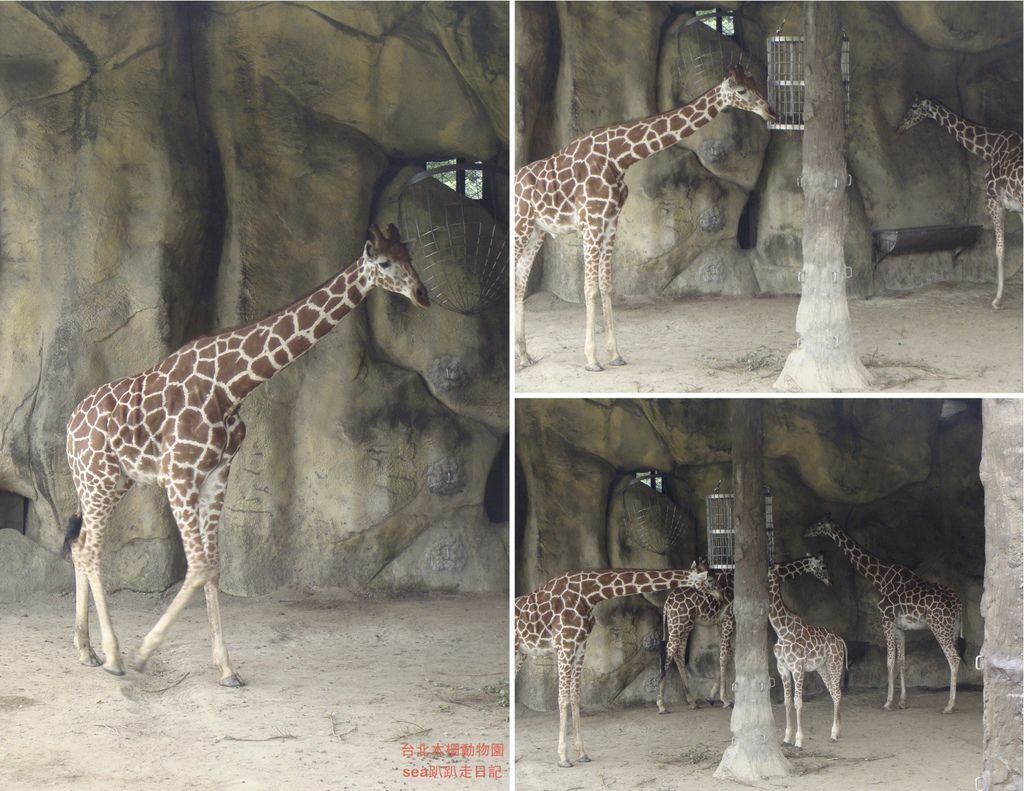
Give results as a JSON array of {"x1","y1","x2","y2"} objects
[
  {"x1": 515, "y1": 65, "x2": 776, "y2": 371},
  {"x1": 63, "y1": 224, "x2": 429, "y2": 686},
  {"x1": 897, "y1": 94, "x2": 1023, "y2": 309},
  {"x1": 805, "y1": 516, "x2": 965, "y2": 713}
]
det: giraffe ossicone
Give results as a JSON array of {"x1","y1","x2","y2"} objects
[
  {"x1": 515, "y1": 64, "x2": 776, "y2": 371},
  {"x1": 515, "y1": 567, "x2": 719, "y2": 767},
  {"x1": 896, "y1": 94, "x2": 1023, "y2": 310},
  {"x1": 63, "y1": 222, "x2": 429, "y2": 686}
]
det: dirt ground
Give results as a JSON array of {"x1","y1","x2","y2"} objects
[
  {"x1": 0, "y1": 590, "x2": 509, "y2": 790},
  {"x1": 515, "y1": 283, "x2": 1022, "y2": 393},
  {"x1": 515, "y1": 688, "x2": 982, "y2": 790}
]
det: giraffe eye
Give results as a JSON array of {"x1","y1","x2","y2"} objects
[{"x1": 380, "y1": 260, "x2": 391, "y2": 270}]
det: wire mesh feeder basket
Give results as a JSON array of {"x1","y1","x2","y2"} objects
[
  {"x1": 705, "y1": 484, "x2": 775, "y2": 570},
  {"x1": 622, "y1": 478, "x2": 688, "y2": 555},
  {"x1": 398, "y1": 163, "x2": 508, "y2": 316},
  {"x1": 766, "y1": 33, "x2": 850, "y2": 130},
  {"x1": 670, "y1": 12, "x2": 766, "y2": 104}
]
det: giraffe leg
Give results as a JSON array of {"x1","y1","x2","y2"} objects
[
  {"x1": 882, "y1": 619, "x2": 897, "y2": 710},
  {"x1": 596, "y1": 222, "x2": 625, "y2": 366},
  {"x1": 655, "y1": 633, "x2": 675, "y2": 714},
  {"x1": 581, "y1": 236, "x2": 603, "y2": 371},
  {"x1": 719, "y1": 613, "x2": 735, "y2": 707},
  {"x1": 792, "y1": 665, "x2": 805, "y2": 749},
  {"x1": 895, "y1": 627, "x2": 907, "y2": 708},
  {"x1": 570, "y1": 650, "x2": 590, "y2": 763},
  {"x1": 198, "y1": 456, "x2": 243, "y2": 686},
  {"x1": 72, "y1": 560, "x2": 99, "y2": 667},
  {"x1": 934, "y1": 621, "x2": 961, "y2": 714},
  {"x1": 777, "y1": 656, "x2": 794, "y2": 746},
  {"x1": 989, "y1": 194, "x2": 1005, "y2": 309},
  {"x1": 515, "y1": 222, "x2": 544, "y2": 367},
  {"x1": 555, "y1": 647, "x2": 573, "y2": 767},
  {"x1": 132, "y1": 486, "x2": 213, "y2": 673},
  {"x1": 822, "y1": 663, "x2": 843, "y2": 742}
]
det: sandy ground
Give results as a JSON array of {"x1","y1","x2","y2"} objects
[
  {"x1": 515, "y1": 283, "x2": 1023, "y2": 393},
  {"x1": 515, "y1": 688, "x2": 982, "y2": 790},
  {"x1": 0, "y1": 590, "x2": 509, "y2": 790}
]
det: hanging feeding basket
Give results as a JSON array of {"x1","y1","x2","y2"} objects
[
  {"x1": 671, "y1": 12, "x2": 767, "y2": 104},
  {"x1": 766, "y1": 33, "x2": 850, "y2": 130},
  {"x1": 398, "y1": 163, "x2": 508, "y2": 316},
  {"x1": 705, "y1": 484, "x2": 775, "y2": 570},
  {"x1": 622, "y1": 478, "x2": 688, "y2": 555}
]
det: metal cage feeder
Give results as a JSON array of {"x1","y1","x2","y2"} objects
[
  {"x1": 622, "y1": 478, "x2": 687, "y2": 555},
  {"x1": 767, "y1": 34, "x2": 850, "y2": 130},
  {"x1": 398, "y1": 163, "x2": 508, "y2": 316},
  {"x1": 705, "y1": 485, "x2": 775, "y2": 570},
  {"x1": 671, "y1": 13, "x2": 766, "y2": 104}
]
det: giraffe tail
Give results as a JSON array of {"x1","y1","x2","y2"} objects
[
  {"x1": 658, "y1": 608, "x2": 669, "y2": 678},
  {"x1": 60, "y1": 513, "x2": 83, "y2": 560},
  {"x1": 957, "y1": 604, "x2": 966, "y2": 661},
  {"x1": 842, "y1": 640, "x2": 850, "y2": 691}
]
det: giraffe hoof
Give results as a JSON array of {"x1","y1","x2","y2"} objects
[
  {"x1": 992, "y1": 299, "x2": 1003, "y2": 310},
  {"x1": 607, "y1": 356, "x2": 626, "y2": 366},
  {"x1": 782, "y1": 740, "x2": 792, "y2": 747},
  {"x1": 576, "y1": 754, "x2": 591, "y2": 763},
  {"x1": 558, "y1": 761, "x2": 573, "y2": 769},
  {"x1": 942, "y1": 706, "x2": 954, "y2": 715},
  {"x1": 219, "y1": 673, "x2": 245, "y2": 688},
  {"x1": 79, "y1": 652, "x2": 102, "y2": 668},
  {"x1": 102, "y1": 663, "x2": 126, "y2": 677},
  {"x1": 882, "y1": 702, "x2": 893, "y2": 711},
  {"x1": 898, "y1": 701, "x2": 907, "y2": 710},
  {"x1": 129, "y1": 655, "x2": 148, "y2": 674},
  {"x1": 722, "y1": 701, "x2": 733, "y2": 709},
  {"x1": 584, "y1": 363, "x2": 604, "y2": 372},
  {"x1": 517, "y1": 354, "x2": 536, "y2": 368}
]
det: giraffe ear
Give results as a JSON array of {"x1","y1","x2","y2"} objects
[
  {"x1": 368, "y1": 224, "x2": 384, "y2": 245},
  {"x1": 386, "y1": 223, "x2": 402, "y2": 242},
  {"x1": 364, "y1": 240, "x2": 378, "y2": 259}
]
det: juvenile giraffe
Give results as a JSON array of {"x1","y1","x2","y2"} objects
[
  {"x1": 805, "y1": 516, "x2": 965, "y2": 713},
  {"x1": 515, "y1": 65, "x2": 776, "y2": 371},
  {"x1": 515, "y1": 567, "x2": 718, "y2": 767},
  {"x1": 656, "y1": 562, "x2": 734, "y2": 713},
  {"x1": 897, "y1": 95, "x2": 1023, "y2": 309},
  {"x1": 769, "y1": 555, "x2": 848, "y2": 749},
  {"x1": 63, "y1": 224, "x2": 429, "y2": 685}
]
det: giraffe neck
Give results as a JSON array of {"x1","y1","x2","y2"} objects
[
  {"x1": 924, "y1": 101, "x2": 997, "y2": 162},
  {"x1": 767, "y1": 565, "x2": 810, "y2": 631},
  {"x1": 610, "y1": 84, "x2": 725, "y2": 171},
  {"x1": 581, "y1": 570, "x2": 704, "y2": 608},
  {"x1": 829, "y1": 529, "x2": 896, "y2": 593},
  {"x1": 210, "y1": 257, "x2": 371, "y2": 409}
]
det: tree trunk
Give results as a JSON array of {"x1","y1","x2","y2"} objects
[
  {"x1": 978, "y1": 399, "x2": 1023, "y2": 790},
  {"x1": 774, "y1": 1, "x2": 870, "y2": 392},
  {"x1": 715, "y1": 400, "x2": 790, "y2": 781}
]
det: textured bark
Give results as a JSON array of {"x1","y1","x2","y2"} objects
[
  {"x1": 775, "y1": 1, "x2": 871, "y2": 392},
  {"x1": 978, "y1": 399, "x2": 1023, "y2": 790},
  {"x1": 715, "y1": 400, "x2": 790, "y2": 781}
]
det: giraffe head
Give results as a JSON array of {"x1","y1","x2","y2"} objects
[
  {"x1": 719, "y1": 65, "x2": 777, "y2": 123},
  {"x1": 804, "y1": 553, "x2": 832, "y2": 587},
  {"x1": 363, "y1": 224, "x2": 431, "y2": 308},
  {"x1": 804, "y1": 514, "x2": 841, "y2": 541},
  {"x1": 895, "y1": 94, "x2": 937, "y2": 135},
  {"x1": 688, "y1": 566, "x2": 722, "y2": 599}
]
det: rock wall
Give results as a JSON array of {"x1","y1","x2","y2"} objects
[
  {"x1": 0, "y1": 2, "x2": 508, "y2": 599},
  {"x1": 515, "y1": 399, "x2": 985, "y2": 711},
  {"x1": 516, "y1": 1, "x2": 1022, "y2": 301}
]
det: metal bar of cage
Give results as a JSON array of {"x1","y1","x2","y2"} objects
[
  {"x1": 766, "y1": 34, "x2": 849, "y2": 131},
  {"x1": 705, "y1": 489, "x2": 775, "y2": 570}
]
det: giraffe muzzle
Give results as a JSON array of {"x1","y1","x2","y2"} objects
[{"x1": 414, "y1": 286, "x2": 431, "y2": 308}]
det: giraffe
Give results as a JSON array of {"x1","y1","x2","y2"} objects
[
  {"x1": 656, "y1": 561, "x2": 735, "y2": 713},
  {"x1": 62, "y1": 223, "x2": 429, "y2": 686},
  {"x1": 515, "y1": 567, "x2": 719, "y2": 767},
  {"x1": 805, "y1": 516, "x2": 965, "y2": 713},
  {"x1": 896, "y1": 94, "x2": 1023, "y2": 309},
  {"x1": 768, "y1": 555, "x2": 848, "y2": 750},
  {"x1": 515, "y1": 64, "x2": 776, "y2": 371}
]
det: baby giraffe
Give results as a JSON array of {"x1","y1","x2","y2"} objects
[
  {"x1": 515, "y1": 567, "x2": 719, "y2": 767},
  {"x1": 769, "y1": 555, "x2": 848, "y2": 749}
]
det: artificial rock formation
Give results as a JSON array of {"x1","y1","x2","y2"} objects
[
  {"x1": 0, "y1": 2, "x2": 508, "y2": 597},
  {"x1": 516, "y1": 399, "x2": 985, "y2": 711},
  {"x1": 517, "y1": 1, "x2": 1022, "y2": 302}
]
